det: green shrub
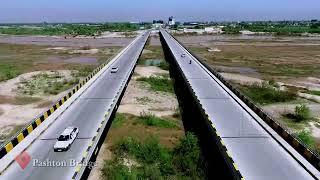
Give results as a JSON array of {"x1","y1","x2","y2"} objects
[
  {"x1": 305, "y1": 90, "x2": 320, "y2": 96},
  {"x1": 173, "y1": 132, "x2": 204, "y2": 178},
  {"x1": 138, "y1": 111, "x2": 177, "y2": 128},
  {"x1": 239, "y1": 83, "x2": 296, "y2": 104},
  {"x1": 294, "y1": 104, "x2": 310, "y2": 121},
  {"x1": 296, "y1": 130, "x2": 316, "y2": 148},
  {"x1": 111, "y1": 113, "x2": 126, "y2": 128},
  {"x1": 0, "y1": 64, "x2": 21, "y2": 81},
  {"x1": 159, "y1": 61, "x2": 170, "y2": 70}
]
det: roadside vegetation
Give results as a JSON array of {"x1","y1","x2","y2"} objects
[
  {"x1": 292, "y1": 104, "x2": 311, "y2": 122},
  {"x1": 0, "y1": 23, "x2": 151, "y2": 36},
  {"x1": 295, "y1": 130, "x2": 318, "y2": 153},
  {"x1": 102, "y1": 132, "x2": 205, "y2": 180},
  {"x1": 281, "y1": 104, "x2": 313, "y2": 130},
  {"x1": 303, "y1": 90, "x2": 320, "y2": 96},
  {"x1": 237, "y1": 82, "x2": 296, "y2": 105},
  {"x1": 137, "y1": 75, "x2": 174, "y2": 94}
]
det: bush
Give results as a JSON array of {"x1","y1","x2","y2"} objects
[
  {"x1": 239, "y1": 83, "x2": 296, "y2": 104},
  {"x1": 296, "y1": 130, "x2": 315, "y2": 148},
  {"x1": 173, "y1": 132, "x2": 204, "y2": 178},
  {"x1": 111, "y1": 113, "x2": 126, "y2": 128},
  {"x1": 159, "y1": 61, "x2": 170, "y2": 70},
  {"x1": 294, "y1": 104, "x2": 311, "y2": 121},
  {"x1": 138, "y1": 111, "x2": 177, "y2": 128}
]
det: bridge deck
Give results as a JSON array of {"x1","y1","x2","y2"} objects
[
  {"x1": 160, "y1": 29, "x2": 319, "y2": 180},
  {"x1": 0, "y1": 32, "x2": 149, "y2": 180}
]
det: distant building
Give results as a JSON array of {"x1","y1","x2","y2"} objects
[
  {"x1": 152, "y1": 20, "x2": 164, "y2": 28},
  {"x1": 168, "y1": 16, "x2": 175, "y2": 26}
]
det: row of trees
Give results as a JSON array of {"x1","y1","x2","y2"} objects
[
  {"x1": 222, "y1": 22, "x2": 320, "y2": 35},
  {"x1": 0, "y1": 23, "x2": 151, "y2": 36}
]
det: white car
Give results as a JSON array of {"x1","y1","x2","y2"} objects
[
  {"x1": 181, "y1": 53, "x2": 186, "y2": 58},
  {"x1": 54, "y1": 127, "x2": 79, "y2": 152},
  {"x1": 111, "y1": 67, "x2": 119, "y2": 73}
]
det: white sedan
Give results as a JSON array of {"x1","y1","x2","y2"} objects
[{"x1": 54, "y1": 127, "x2": 79, "y2": 152}]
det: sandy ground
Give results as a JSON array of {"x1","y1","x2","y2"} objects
[
  {"x1": 0, "y1": 70, "x2": 73, "y2": 139},
  {"x1": 88, "y1": 65, "x2": 178, "y2": 180}
]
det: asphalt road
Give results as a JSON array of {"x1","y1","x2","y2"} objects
[
  {"x1": 1, "y1": 31, "x2": 149, "y2": 180},
  {"x1": 160, "y1": 29, "x2": 319, "y2": 180}
]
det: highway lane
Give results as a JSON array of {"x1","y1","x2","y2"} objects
[
  {"x1": 1, "y1": 31, "x2": 149, "y2": 180},
  {"x1": 160, "y1": 29, "x2": 319, "y2": 180}
]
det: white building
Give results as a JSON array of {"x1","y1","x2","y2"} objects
[{"x1": 168, "y1": 16, "x2": 175, "y2": 26}]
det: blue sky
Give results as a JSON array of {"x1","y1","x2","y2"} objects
[{"x1": 0, "y1": 0, "x2": 319, "y2": 23}]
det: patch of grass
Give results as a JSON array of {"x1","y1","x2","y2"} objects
[
  {"x1": 0, "y1": 64, "x2": 21, "y2": 81},
  {"x1": 138, "y1": 112, "x2": 177, "y2": 129},
  {"x1": 137, "y1": 76, "x2": 174, "y2": 94},
  {"x1": 305, "y1": 90, "x2": 320, "y2": 96},
  {"x1": 111, "y1": 113, "x2": 126, "y2": 128},
  {"x1": 173, "y1": 132, "x2": 204, "y2": 178},
  {"x1": 295, "y1": 130, "x2": 317, "y2": 151},
  {"x1": 238, "y1": 83, "x2": 296, "y2": 105},
  {"x1": 44, "y1": 78, "x2": 79, "y2": 95},
  {"x1": 102, "y1": 133, "x2": 205, "y2": 179},
  {"x1": 139, "y1": 46, "x2": 164, "y2": 61}
]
